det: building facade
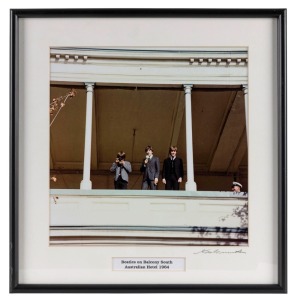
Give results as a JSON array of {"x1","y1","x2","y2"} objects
[{"x1": 49, "y1": 47, "x2": 248, "y2": 246}]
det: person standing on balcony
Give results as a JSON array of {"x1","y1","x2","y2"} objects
[
  {"x1": 232, "y1": 181, "x2": 247, "y2": 196},
  {"x1": 140, "y1": 145, "x2": 160, "y2": 190},
  {"x1": 162, "y1": 146, "x2": 184, "y2": 190},
  {"x1": 110, "y1": 151, "x2": 132, "y2": 189}
]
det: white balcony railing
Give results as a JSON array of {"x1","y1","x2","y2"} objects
[{"x1": 50, "y1": 189, "x2": 248, "y2": 246}]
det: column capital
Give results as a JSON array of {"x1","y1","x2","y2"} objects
[
  {"x1": 242, "y1": 84, "x2": 248, "y2": 95},
  {"x1": 183, "y1": 84, "x2": 193, "y2": 94},
  {"x1": 85, "y1": 82, "x2": 95, "y2": 92}
]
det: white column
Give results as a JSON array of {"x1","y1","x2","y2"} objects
[
  {"x1": 80, "y1": 83, "x2": 95, "y2": 190},
  {"x1": 242, "y1": 84, "x2": 248, "y2": 145},
  {"x1": 184, "y1": 84, "x2": 197, "y2": 191}
]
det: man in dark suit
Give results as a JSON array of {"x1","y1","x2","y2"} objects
[
  {"x1": 140, "y1": 145, "x2": 160, "y2": 190},
  {"x1": 162, "y1": 146, "x2": 184, "y2": 190}
]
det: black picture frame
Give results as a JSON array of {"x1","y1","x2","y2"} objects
[{"x1": 10, "y1": 8, "x2": 287, "y2": 293}]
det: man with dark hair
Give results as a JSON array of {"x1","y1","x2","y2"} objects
[
  {"x1": 110, "y1": 151, "x2": 132, "y2": 189},
  {"x1": 162, "y1": 146, "x2": 184, "y2": 190},
  {"x1": 140, "y1": 145, "x2": 160, "y2": 190}
]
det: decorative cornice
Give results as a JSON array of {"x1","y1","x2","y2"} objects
[
  {"x1": 51, "y1": 53, "x2": 248, "y2": 66},
  {"x1": 50, "y1": 48, "x2": 248, "y2": 66},
  {"x1": 50, "y1": 48, "x2": 248, "y2": 85}
]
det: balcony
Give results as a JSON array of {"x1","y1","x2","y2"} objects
[{"x1": 50, "y1": 189, "x2": 248, "y2": 246}]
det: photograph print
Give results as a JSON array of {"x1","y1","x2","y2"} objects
[{"x1": 49, "y1": 47, "x2": 248, "y2": 246}]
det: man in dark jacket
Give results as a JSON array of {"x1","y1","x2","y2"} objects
[
  {"x1": 162, "y1": 146, "x2": 184, "y2": 190},
  {"x1": 140, "y1": 145, "x2": 160, "y2": 190}
]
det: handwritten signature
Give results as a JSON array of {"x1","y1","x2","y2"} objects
[{"x1": 194, "y1": 249, "x2": 246, "y2": 255}]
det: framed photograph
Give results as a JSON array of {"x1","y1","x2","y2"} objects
[{"x1": 10, "y1": 9, "x2": 287, "y2": 293}]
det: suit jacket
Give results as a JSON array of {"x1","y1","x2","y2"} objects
[
  {"x1": 140, "y1": 156, "x2": 160, "y2": 181},
  {"x1": 162, "y1": 157, "x2": 184, "y2": 180},
  {"x1": 110, "y1": 161, "x2": 132, "y2": 182}
]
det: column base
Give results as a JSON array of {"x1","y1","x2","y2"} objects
[
  {"x1": 185, "y1": 181, "x2": 197, "y2": 191},
  {"x1": 80, "y1": 180, "x2": 92, "y2": 190}
]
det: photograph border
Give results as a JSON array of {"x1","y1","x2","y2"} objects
[{"x1": 10, "y1": 8, "x2": 287, "y2": 293}]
